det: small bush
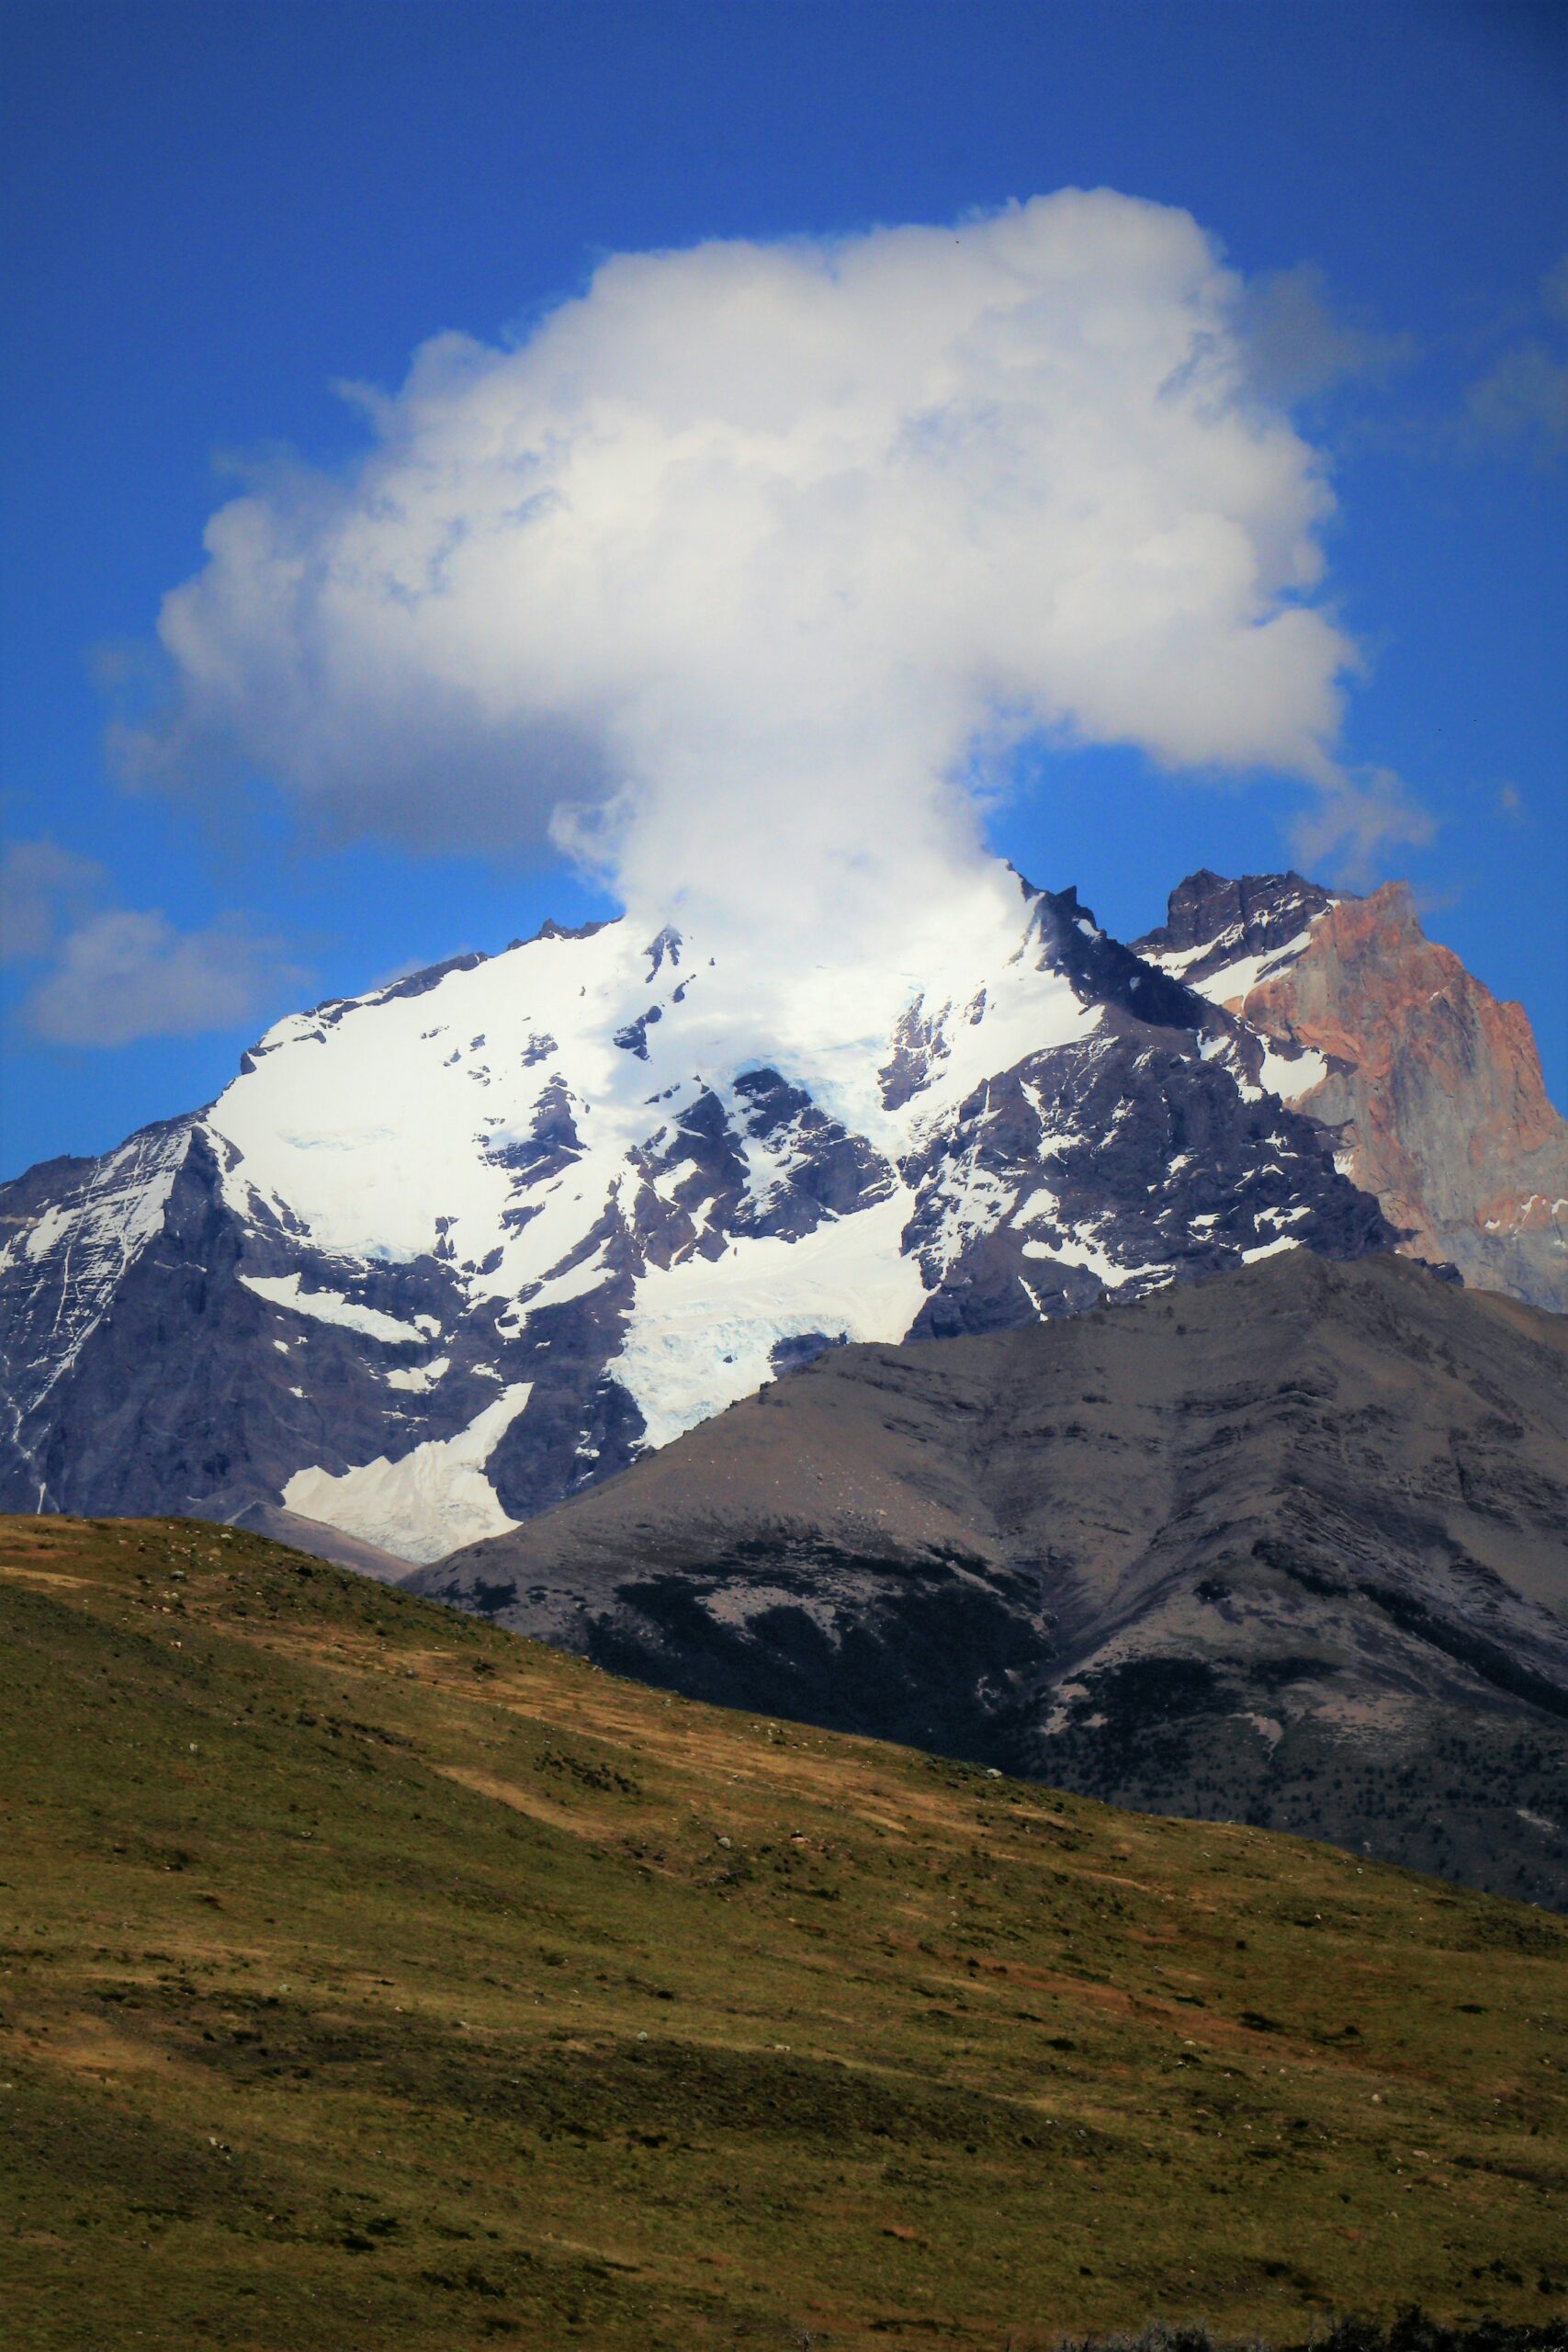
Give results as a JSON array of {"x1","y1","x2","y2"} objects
[{"x1": 1053, "y1": 2315, "x2": 1568, "y2": 2352}]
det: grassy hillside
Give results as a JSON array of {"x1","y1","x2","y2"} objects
[{"x1": 2, "y1": 1514, "x2": 1565, "y2": 2351}]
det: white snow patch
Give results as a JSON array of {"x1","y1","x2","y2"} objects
[
  {"x1": 1146, "y1": 908, "x2": 1334, "y2": 1007},
  {"x1": 1021, "y1": 1234, "x2": 1133, "y2": 1287},
  {"x1": 494, "y1": 1243, "x2": 614, "y2": 1335},
  {"x1": 238, "y1": 1272, "x2": 433, "y2": 1347},
  {"x1": 23, "y1": 1204, "x2": 73, "y2": 1262},
  {"x1": 1256, "y1": 1041, "x2": 1328, "y2": 1103},
  {"x1": 386, "y1": 1356, "x2": 450, "y2": 1393},
  {"x1": 1149, "y1": 934, "x2": 1233, "y2": 975},
  {"x1": 1015, "y1": 1182, "x2": 1134, "y2": 1289},
  {"x1": 1240, "y1": 1236, "x2": 1301, "y2": 1263},
  {"x1": 650, "y1": 1156, "x2": 705, "y2": 1206},
  {"x1": 920, "y1": 1154, "x2": 1019, "y2": 1282},
  {"x1": 210, "y1": 920, "x2": 637, "y2": 1268},
  {"x1": 1190, "y1": 930, "x2": 1314, "y2": 1009},
  {"x1": 283, "y1": 1385, "x2": 532, "y2": 1564}
]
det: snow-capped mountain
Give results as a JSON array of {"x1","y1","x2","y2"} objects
[{"x1": 4, "y1": 858, "x2": 1529, "y2": 1567}]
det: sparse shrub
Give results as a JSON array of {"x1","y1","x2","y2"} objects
[{"x1": 1052, "y1": 2316, "x2": 1568, "y2": 2352}]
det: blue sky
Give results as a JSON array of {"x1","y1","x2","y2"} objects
[{"x1": 2, "y1": 0, "x2": 1564, "y2": 1177}]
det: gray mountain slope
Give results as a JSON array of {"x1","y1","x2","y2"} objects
[
  {"x1": 412, "y1": 1251, "x2": 1568, "y2": 1905},
  {"x1": 219, "y1": 1503, "x2": 416, "y2": 1583}
]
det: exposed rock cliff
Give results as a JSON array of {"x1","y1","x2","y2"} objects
[{"x1": 1138, "y1": 872, "x2": 1568, "y2": 1309}]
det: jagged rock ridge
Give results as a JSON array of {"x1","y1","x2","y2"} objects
[
  {"x1": 2, "y1": 859, "x2": 1555, "y2": 1566},
  {"x1": 1136, "y1": 869, "x2": 1568, "y2": 1310}
]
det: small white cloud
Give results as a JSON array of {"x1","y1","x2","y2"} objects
[
  {"x1": 3, "y1": 836, "x2": 305, "y2": 1048},
  {"x1": 1465, "y1": 341, "x2": 1568, "y2": 459},
  {"x1": 1240, "y1": 263, "x2": 1415, "y2": 405},
  {"x1": 1290, "y1": 765, "x2": 1437, "y2": 888},
  {"x1": 1461, "y1": 254, "x2": 1568, "y2": 465},
  {"x1": 19, "y1": 908, "x2": 305, "y2": 1049},
  {"x1": 0, "y1": 839, "x2": 107, "y2": 963}
]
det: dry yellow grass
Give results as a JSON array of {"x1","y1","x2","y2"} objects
[{"x1": 2, "y1": 1513, "x2": 1564, "y2": 2350}]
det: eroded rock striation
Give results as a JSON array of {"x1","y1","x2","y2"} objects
[{"x1": 416, "y1": 1251, "x2": 1568, "y2": 1906}]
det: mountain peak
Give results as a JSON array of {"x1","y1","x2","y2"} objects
[
  {"x1": 514, "y1": 914, "x2": 616, "y2": 948},
  {"x1": 3, "y1": 854, "x2": 1559, "y2": 1571},
  {"x1": 1136, "y1": 867, "x2": 1340, "y2": 970}
]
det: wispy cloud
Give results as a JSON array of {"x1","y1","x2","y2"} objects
[
  {"x1": 1290, "y1": 766, "x2": 1437, "y2": 888},
  {"x1": 1461, "y1": 254, "x2": 1568, "y2": 465},
  {"x1": 0, "y1": 839, "x2": 107, "y2": 964},
  {"x1": 1239, "y1": 263, "x2": 1416, "y2": 407},
  {"x1": 1, "y1": 838, "x2": 306, "y2": 1048}
]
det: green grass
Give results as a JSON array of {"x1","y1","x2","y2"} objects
[{"x1": 2, "y1": 1513, "x2": 1565, "y2": 2351}]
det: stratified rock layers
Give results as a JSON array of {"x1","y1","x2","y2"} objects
[{"x1": 419, "y1": 1251, "x2": 1568, "y2": 1907}]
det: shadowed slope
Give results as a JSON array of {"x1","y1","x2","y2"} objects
[
  {"x1": 3, "y1": 1513, "x2": 1566, "y2": 2348},
  {"x1": 420, "y1": 1253, "x2": 1568, "y2": 1905}
]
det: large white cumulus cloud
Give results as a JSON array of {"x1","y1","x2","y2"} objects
[{"x1": 130, "y1": 190, "x2": 1364, "y2": 930}]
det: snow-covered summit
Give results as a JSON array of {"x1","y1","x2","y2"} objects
[{"x1": 1, "y1": 861, "x2": 1395, "y2": 1562}]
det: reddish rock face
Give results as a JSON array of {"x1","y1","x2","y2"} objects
[{"x1": 1227, "y1": 882, "x2": 1568, "y2": 1308}]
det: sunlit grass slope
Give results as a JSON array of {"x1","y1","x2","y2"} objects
[{"x1": 2, "y1": 1515, "x2": 1564, "y2": 2351}]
